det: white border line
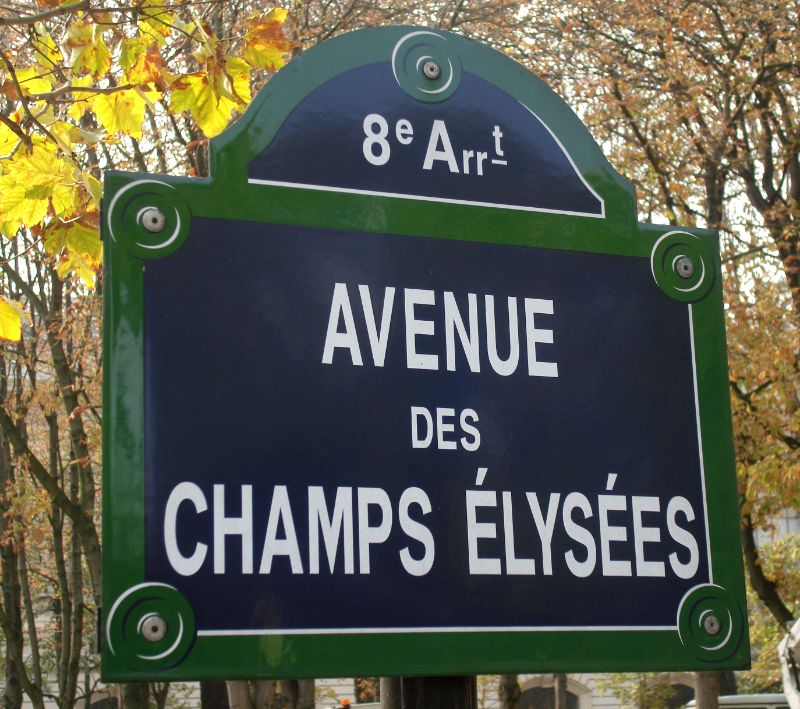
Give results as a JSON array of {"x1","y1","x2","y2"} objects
[
  {"x1": 688, "y1": 303, "x2": 714, "y2": 582},
  {"x1": 199, "y1": 625, "x2": 675, "y2": 637},
  {"x1": 518, "y1": 103, "x2": 605, "y2": 219},
  {"x1": 247, "y1": 179, "x2": 604, "y2": 218}
]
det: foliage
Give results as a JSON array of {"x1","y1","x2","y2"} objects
[
  {"x1": 594, "y1": 674, "x2": 680, "y2": 709},
  {"x1": 740, "y1": 534, "x2": 800, "y2": 693},
  {"x1": 3, "y1": 0, "x2": 799, "y2": 704},
  {"x1": 0, "y1": 2, "x2": 292, "y2": 707},
  {"x1": 0, "y1": 1, "x2": 293, "y2": 334},
  {"x1": 521, "y1": 0, "x2": 800, "y2": 689}
]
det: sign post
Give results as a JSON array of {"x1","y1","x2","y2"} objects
[{"x1": 102, "y1": 26, "x2": 749, "y2": 681}]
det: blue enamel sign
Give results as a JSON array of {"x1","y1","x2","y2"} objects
[
  {"x1": 102, "y1": 26, "x2": 747, "y2": 680},
  {"x1": 147, "y1": 222, "x2": 708, "y2": 632}
]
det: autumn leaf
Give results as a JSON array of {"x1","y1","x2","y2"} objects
[
  {"x1": 137, "y1": 0, "x2": 176, "y2": 45},
  {"x1": 0, "y1": 116, "x2": 23, "y2": 155},
  {"x1": 31, "y1": 26, "x2": 62, "y2": 67},
  {"x1": 44, "y1": 218, "x2": 102, "y2": 288},
  {"x1": 81, "y1": 171, "x2": 102, "y2": 208},
  {"x1": 65, "y1": 74, "x2": 95, "y2": 122},
  {"x1": 170, "y1": 56, "x2": 251, "y2": 137},
  {"x1": 48, "y1": 119, "x2": 100, "y2": 149},
  {"x1": 15, "y1": 66, "x2": 53, "y2": 96},
  {"x1": 0, "y1": 296, "x2": 27, "y2": 343},
  {"x1": 0, "y1": 143, "x2": 81, "y2": 231},
  {"x1": 62, "y1": 16, "x2": 112, "y2": 78},
  {"x1": 242, "y1": 8, "x2": 293, "y2": 71},
  {"x1": 121, "y1": 38, "x2": 173, "y2": 89},
  {"x1": 0, "y1": 183, "x2": 51, "y2": 233},
  {"x1": 91, "y1": 89, "x2": 147, "y2": 139}
]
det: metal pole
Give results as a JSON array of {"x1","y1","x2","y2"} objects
[
  {"x1": 397, "y1": 676, "x2": 477, "y2": 709},
  {"x1": 381, "y1": 677, "x2": 402, "y2": 709}
]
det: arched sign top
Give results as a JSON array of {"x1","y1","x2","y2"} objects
[{"x1": 210, "y1": 26, "x2": 637, "y2": 223}]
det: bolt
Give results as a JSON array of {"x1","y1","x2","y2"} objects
[
  {"x1": 140, "y1": 613, "x2": 167, "y2": 642},
  {"x1": 703, "y1": 613, "x2": 721, "y2": 636},
  {"x1": 141, "y1": 207, "x2": 166, "y2": 233},
  {"x1": 675, "y1": 255, "x2": 695, "y2": 279},
  {"x1": 422, "y1": 60, "x2": 441, "y2": 80}
]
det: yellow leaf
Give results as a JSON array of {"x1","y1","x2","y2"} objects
[
  {"x1": 15, "y1": 67, "x2": 52, "y2": 96},
  {"x1": 218, "y1": 57, "x2": 251, "y2": 105},
  {"x1": 45, "y1": 220, "x2": 101, "y2": 288},
  {"x1": 137, "y1": 0, "x2": 175, "y2": 45},
  {"x1": 242, "y1": 8, "x2": 293, "y2": 71},
  {"x1": 65, "y1": 74, "x2": 95, "y2": 121},
  {"x1": 0, "y1": 119, "x2": 22, "y2": 156},
  {"x1": 170, "y1": 57, "x2": 251, "y2": 137},
  {"x1": 266, "y1": 7, "x2": 289, "y2": 22},
  {"x1": 48, "y1": 120, "x2": 85, "y2": 148},
  {"x1": 0, "y1": 182, "x2": 50, "y2": 231},
  {"x1": 170, "y1": 74, "x2": 230, "y2": 137},
  {"x1": 62, "y1": 17, "x2": 112, "y2": 78},
  {"x1": 50, "y1": 181, "x2": 82, "y2": 217},
  {"x1": 81, "y1": 172, "x2": 102, "y2": 208},
  {"x1": 11, "y1": 143, "x2": 76, "y2": 191},
  {"x1": 120, "y1": 36, "x2": 144, "y2": 72},
  {"x1": 91, "y1": 89, "x2": 147, "y2": 139},
  {"x1": 0, "y1": 144, "x2": 80, "y2": 229},
  {"x1": 122, "y1": 38, "x2": 173, "y2": 88},
  {"x1": 32, "y1": 25, "x2": 62, "y2": 66},
  {"x1": 64, "y1": 220, "x2": 101, "y2": 264},
  {"x1": 58, "y1": 251, "x2": 97, "y2": 288},
  {"x1": 0, "y1": 297, "x2": 26, "y2": 343}
]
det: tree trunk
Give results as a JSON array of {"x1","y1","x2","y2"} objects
[
  {"x1": 151, "y1": 683, "x2": 170, "y2": 709},
  {"x1": 0, "y1": 428, "x2": 43, "y2": 709},
  {"x1": 282, "y1": 679, "x2": 315, "y2": 709},
  {"x1": 741, "y1": 507, "x2": 794, "y2": 625},
  {"x1": 1, "y1": 453, "x2": 24, "y2": 709},
  {"x1": 252, "y1": 680, "x2": 277, "y2": 709},
  {"x1": 227, "y1": 680, "x2": 255, "y2": 709},
  {"x1": 499, "y1": 674, "x2": 521, "y2": 709},
  {"x1": 555, "y1": 673, "x2": 568, "y2": 709},
  {"x1": 295, "y1": 679, "x2": 315, "y2": 709}
]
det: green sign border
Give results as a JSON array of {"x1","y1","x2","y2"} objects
[{"x1": 102, "y1": 25, "x2": 748, "y2": 680}]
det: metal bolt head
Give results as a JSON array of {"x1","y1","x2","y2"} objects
[
  {"x1": 141, "y1": 207, "x2": 166, "y2": 233},
  {"x1": 675, "y1": 255, "x2": 695, "y2": 279},
  {"x1": 703, "y1": 613, "x2": 721, "y2": 636},
  {"x1": 140, "y1": 613, "x2": 167, "y2": 642},
  {"x1": 422, "y1": 60, "x2": 441, "y2": 80}
]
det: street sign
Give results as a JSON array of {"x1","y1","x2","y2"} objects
[{"x1": 102, "y1": 26, "x2": 748, "y2": 681}]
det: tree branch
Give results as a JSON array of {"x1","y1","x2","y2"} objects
[
  {"x1": 0, "y1": 51, "x2": 62, "y2": 151},
  {"x1": 741, "y1": 505, "x2": 794, "y2": 626},
  {"x1": 0, "y1": 0, "x2": 89, "y2": 26},
  {"x1": 30, "y1": 83, "x2": 133, "y2": 101},
  {"x1": 0, "y1": 112, "x2": 31, "y2": 150}
]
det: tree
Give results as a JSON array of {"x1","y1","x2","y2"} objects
[
  {"x1": 0, "y1": 2, "x2": 292, "y2": 707},
  {"x1": 595, "y1": 674, "x2": 681, "y2": 709},
  {"x1": 520, "y1": 0, "x2": 800, "y2": 693}
]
